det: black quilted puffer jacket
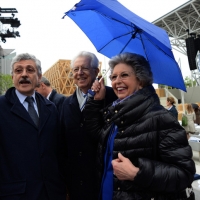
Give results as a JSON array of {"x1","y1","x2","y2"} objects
[{"x1": 84, "y1": 85, "x2": 196, "y2": 200}]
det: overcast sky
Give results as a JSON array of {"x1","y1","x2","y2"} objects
[{"x1": 0, "y1": 0, "x2": 190, "y2": 79}]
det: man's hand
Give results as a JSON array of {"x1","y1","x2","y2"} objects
[
  {"x1": 112, "y1": 153, "x2": 139, "y2": 181},
  {"x1": 92, "y1": 78, "x2": 106, "y2": 100}
]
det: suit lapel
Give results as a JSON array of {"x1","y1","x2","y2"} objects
[
  {"x1": 69, "y1": 92, "x2": 81, "y2": 117},
  {"x1": 11, "y1": 99, "x2": 38, "y2": 129},
  {"x1": 36, "y1": 95, "x2": 51, "y2": 132},
  {"x1": 49, "y1": 89, "x2": 55, "y2": 102}
]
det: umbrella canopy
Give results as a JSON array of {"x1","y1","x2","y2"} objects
[{"x1": 64, "y1": 0, "x2": 186, "y2": 91}]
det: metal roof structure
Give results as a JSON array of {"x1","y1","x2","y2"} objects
[{"x1": 153, "y1": 0, "x2": 200, "y2": 55}]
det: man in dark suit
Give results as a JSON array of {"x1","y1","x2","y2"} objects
[
  {"x1": 35, "y1": 76, "x2": 66, "y2": 113},
  {"x1": 60, "y1": 51, "x2": 117, "y2": 200},
  {"x1": 0, "y1": 53, "x2": 66, "y2": 200}
]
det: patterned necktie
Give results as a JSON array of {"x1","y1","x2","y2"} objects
[
  {"x1": 80, "y1": 93, "x2": 88, "y2": 111},
  {"x1": 25, "y1": 96, "x2": 39, "y2": 127}
]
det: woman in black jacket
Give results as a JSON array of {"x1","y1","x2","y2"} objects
[{"x1": 84, "y1": 52, "x2": 195, "y2": 200}]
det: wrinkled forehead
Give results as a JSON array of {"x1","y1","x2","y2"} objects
[
  {"x1": 13, "y1": 59, "x2": 36, "y2": 68},
  {"x1": 110, "y1": 63, "x2": 134, "y2": 74},
  {"x1": 73, "y1": 56, "x2": 91, "y2": 67}
]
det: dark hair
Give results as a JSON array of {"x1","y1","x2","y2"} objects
[{"x1": 108, "y1": 52, "x2": 153, "y2": 87}]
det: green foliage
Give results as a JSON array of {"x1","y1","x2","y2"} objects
[
  {"x1": 0, "y1": 73, "x2": 13, "y2": 94},
  {"x1": 184, "y1": 76, "x2": 197, "y2": 87}
]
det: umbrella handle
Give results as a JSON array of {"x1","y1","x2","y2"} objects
[
  {"x1": 87, "y1": 68, "x2": 110, "y2": 97},
  {"x1": 88, "y1": 89, "x2": 96, "y2": 96}
]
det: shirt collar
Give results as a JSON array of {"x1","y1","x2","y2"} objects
[
  {"x1": 81, "y1": 91, "x2": 87, "y2": 98},
  {"x1": 168, "y1": 106, "x2": 173, "y2": 110},
  {"x1": 46, "y1": 91, "x2": 52, "y2": 100},
  {"x1": 112, "y1": 91, "x2": 137, "y2": 106},
  {"x1": 15, "y1": 89, "x2": 36, "y2": 104}
]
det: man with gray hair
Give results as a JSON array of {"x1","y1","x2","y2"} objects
[
  {"x1": 0, "y1": 53, "x2": 66, "y2": 200},
  {"x1": 60, "y1": 51, "x2": 117, "y2": 200},
  {"x1": 35, "y1": 76, "x2": 66, "y2": 113}
]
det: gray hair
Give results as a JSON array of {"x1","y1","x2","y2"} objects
[
  {"x1": 40, "y1": 76, "x2": 51, "y2": 86},
  {"x1": 109, "y1": 52, "x2": 153, "y2": 87},
  {"x1": 11, "y1": 53, "x2": 42, "y2": 75},
  {"x1": 71, "y1": 51, "x2": 99, "y2": 69}
]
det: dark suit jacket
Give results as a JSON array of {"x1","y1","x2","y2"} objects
[
  {"x1": 49, "y1": 89, "x2": 66, "y2": 113},
  {"x1": 60, "y1": 86, "x2": 117, "y2": 200},
  {"x1": 0, "y1": 87, "x2": 66, "y2": 200},
  {"x1": 168, "y1": 105, "x2": 178, "y2": 119}
]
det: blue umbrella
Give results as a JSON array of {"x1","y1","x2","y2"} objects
[{"x1": 63, "y1": 0, "x2": 186, "y2": 91}]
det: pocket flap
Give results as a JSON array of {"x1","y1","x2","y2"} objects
[{"x1": 0, "y1": 180, "x2": 26, "y2": 196}]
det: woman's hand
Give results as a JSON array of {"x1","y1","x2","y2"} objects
[
  {"x1": 92, "y1": 78, "x2": 106, "y2": 100},
  {"x1": 112, "y1": 153, "x2": 139, "y2": 181}
]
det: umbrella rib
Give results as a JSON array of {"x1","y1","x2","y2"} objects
[
  {"x1": 139, "y1": 34, "x2": 149, "y2": 61},
  {"x1": 95, "y1": 10, "x2": 134, "y2": 28},
  {"x1": 119, "y1": 29, "x2": 141, "y2": 53},
  {"x1": 139, "y1": 34, "x2": 167, "y2": 62},
  {"x1": 98, "y1": 31, "x2": 134, "y2": 52},
  {"x1": 98, "y1": 28, "x2": 142, "y2": 54},
  {"x1": 140, "y1": 33, "x2": 175, "y2": 60},
  {"x1": 120, "y1": 37, "x2": 132, "y2": 53}
]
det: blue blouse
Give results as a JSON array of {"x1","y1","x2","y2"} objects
[
  {"x1": 101, "y1": 94, "x2": 135, "y2": 200},
  {"x1": 101, "y1": 124, "x2": 118, "y2": 200}
]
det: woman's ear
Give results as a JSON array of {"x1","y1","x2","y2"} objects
[
  {"x1": 95, "y1": 68, "x2": 100, "y2": 77},
  {"x1": 138, "y1": 81, "x2": 143, "y2": 89}
]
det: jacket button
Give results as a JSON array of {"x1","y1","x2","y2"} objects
[
  {"x1": 121, "y1": 130, "x2": 124, "y2": 133},
  {"x1": 80, "y1": 123, "x2": 83, "y2": 127},
  {"x1": 115, "y1": 110, "x2": 118, "y2": 113},
  {"x1": 118, "y1": 187, "x2": 120, "y2": 190},
  {"x1": 107, "y1": 119, "x2": 110, "y2": 122},
  {"x1": 104, "y1": 111, "x2": 107, "y2": 114},
  {"x1": 79, "y1": 152, "x2": 82, "y2": 156},
  {"x1": 121, "y1": 121, "x2": 123, "y2": 124}
]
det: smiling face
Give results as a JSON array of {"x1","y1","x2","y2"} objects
[
  {"x1": 111, "y1": 63, "x2": 142, "y2": 100},
  {"x1": 72, "y1": 56, "x2": 99, "y2": 93},
  {"x1": 12, "y1": 59, "x2": 42, "y2": 96}
]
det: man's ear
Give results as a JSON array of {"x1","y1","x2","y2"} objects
[
  {"x1": 40, "y1": 83, "x2": 46, "y2": 89},
  {"x1": 38, "y1": 74, "x2": 42, "y2": 81}
]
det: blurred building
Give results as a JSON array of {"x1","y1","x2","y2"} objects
[
  {"x1": 0, "y1": 46, "x2": 15, "y2": 74},
  {"x1": 43, "y1": 59, "x2": 102, "y2": 96}
]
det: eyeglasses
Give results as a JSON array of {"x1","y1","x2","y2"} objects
[
  {"x1": 109, "y1": 71, "x2": 134, "y2": 82},
  {"x1": 13, "y1": 67, "x2": 36, "y2": 74},
  {"x1": 72, "y1": 66, "x2": 92, "y2": 73}
]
